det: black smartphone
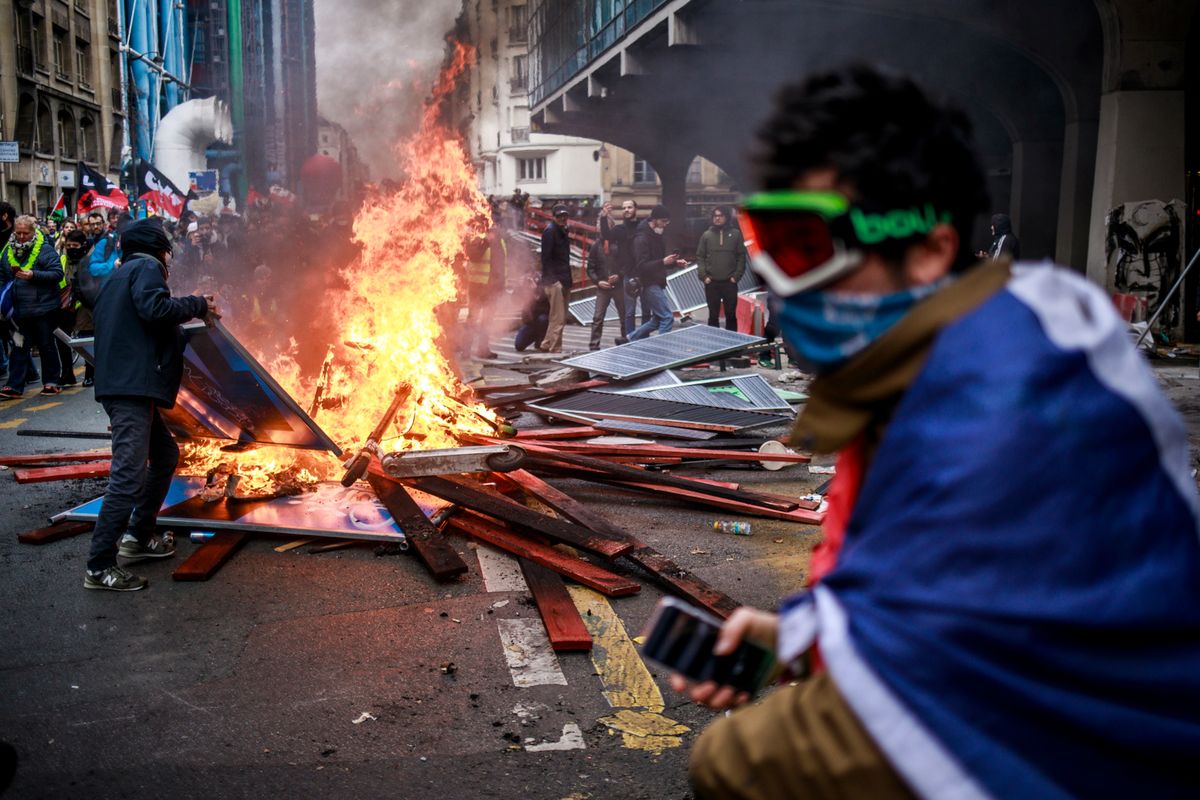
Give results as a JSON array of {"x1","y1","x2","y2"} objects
[{"x1": 640, "y1": 597, "x2": 776, "y2": 695}]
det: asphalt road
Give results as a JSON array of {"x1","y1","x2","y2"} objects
[{"x1": 0, "y1": 367, "x2": 826, "y2": 799}]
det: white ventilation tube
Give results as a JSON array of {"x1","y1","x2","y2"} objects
[{"x1": 152, "y1": 97, "x2": 233, "y2": 192}]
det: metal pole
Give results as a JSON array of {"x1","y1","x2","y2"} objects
[{"x1": 1135, "y1": 246, "x2": 1200, "y2": 348}]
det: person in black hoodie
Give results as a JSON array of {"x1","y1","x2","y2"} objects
[
  {"x1": 629, "y1": 206, "x2": 688, "y2": 340},
  {"x1": 983, "y1": 213, "x2": 1019, "y2": 261},
  {"x1": 84, "y1": 219, "x2": 219, "y2": 592}
]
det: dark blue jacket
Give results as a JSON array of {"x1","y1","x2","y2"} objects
[
  {"x1": 92, "y1": 255, "x2": 207, "y2": 408},
  {"x1": 0, "y1": 233, "x2": 65, "y2": 318},
  {"x1": 539, "y1": 222, "x2": 573, "y2": 287}
]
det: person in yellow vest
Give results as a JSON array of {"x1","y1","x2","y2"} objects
[
  {"x1": 465, "y1": 225, "x2": 507, "y2": 359},
  {"x1": 0, "y1": 216, "x2": 65, "y2": 398},
  {"x1": 51, "y1": 228, "x2": 91, "y2": 386}
]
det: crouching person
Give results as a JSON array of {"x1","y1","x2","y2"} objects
[
  {"x1": 84, "y1": 220, "x2": 220, "y2": 591},
  {"x1": 675, "y1": 65, "x2": 1200, "y2": 798}
]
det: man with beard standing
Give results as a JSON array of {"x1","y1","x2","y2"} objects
[
  {"x1": 84, "y1": 219, "x2": 219, "y2": 591},
  {"x1": 600, "y1": 199, "x2": 640, "y2": 342},
  {"x1": 537, "y1": 205, "x2": 573, "y2": 353},
  {"x1": 629, "y1": 206, "x2": 688, "y2": 340}
]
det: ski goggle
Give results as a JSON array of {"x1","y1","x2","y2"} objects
[{"x1": 738, "y1": 190, "x2": 952, "y2": 296}]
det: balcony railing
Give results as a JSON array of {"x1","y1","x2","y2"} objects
[
  {"x1": 56, "y1": 68, "x2": 72, "y2": 83},
  {"x1": 511, "y1": 126, "x2": 530, "y2": 144},
  {"x1": 509, "y1": 26, "x2": 527, "y2": 44},
  {"x1": 509, "y1": 75, "x2": 528, "y2": 91}
]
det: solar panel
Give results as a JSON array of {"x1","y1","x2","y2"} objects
[
  {"x1": 557, "y1": 324, "x2": 765, "y2": 380},
  {"x1": 594, "y1": 370, "x2": 683, "y2": 394},
  {"x1": 625, "y1": 375, "x2": 793, "y2": 413},
  {"x1": 568, "y1": 262, "x2": 763, "y2": 325},
  {"x1": 568, "y1": 294, "x2": 620, "y2": 325},
  {"x1": 529, "y1": 390, "x2": 788, "y2": 432}
]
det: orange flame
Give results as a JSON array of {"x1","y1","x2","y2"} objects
[{"x1": 181, "y1": 42, "x2": 498, "y2": 488}]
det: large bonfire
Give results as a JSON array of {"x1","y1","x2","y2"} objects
[{"x1": 180, "y1": 42, "x2": 500, "y2": 492}]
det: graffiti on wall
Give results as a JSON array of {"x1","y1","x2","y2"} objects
[{"x1": 1105, "y1": 199, "x2": 1185, "y2": 333}]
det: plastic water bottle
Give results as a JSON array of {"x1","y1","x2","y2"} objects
[
  {"x1": 713, "y1": 520, "x2": 752, "y2": 536},
  {"x1": 189, "y1": 531, "x2": 216, "y2": 543}
]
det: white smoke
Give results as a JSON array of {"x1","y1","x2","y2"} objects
[{"x1": 315, "y1": 0, "x2": 462, "y2": 179}]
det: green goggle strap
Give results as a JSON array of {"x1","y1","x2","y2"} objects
[
  {"x1": 740, "y1": 190, "x2": 850, "y2": 219},
  {"x1": 741, "y1": 191, "x2": 953, "y2": 247}
]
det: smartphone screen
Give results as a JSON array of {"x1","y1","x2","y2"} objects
[{"x1": 640, "y1": 598, "x2": 776, "y2": 695}]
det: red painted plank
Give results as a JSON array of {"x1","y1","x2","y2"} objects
[
  {"x1": 172, "y1": 532, "x2": 247, "y2": 581},
  {"x1": 513, "y1": 426, "x2": 600, "y2": 441},
  {"x1": 519, "y1": 558, "x2": 592, "y2": 651},
  {"x1": 447, "y1": 512, "x2": 640, "y2": 597},
  {"x1": 17, "y1": 520, "x2": 93, "y2": 545},
  {"x1": 13, "y1": 463, "x2": 112, "y2": 483},
  {"x1": 0, "y1": 451, "x2": 111, "y2": 466}
]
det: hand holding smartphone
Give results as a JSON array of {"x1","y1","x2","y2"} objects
[{"x1": 640, "y1": 598, "x2": 776, "y2": 697}]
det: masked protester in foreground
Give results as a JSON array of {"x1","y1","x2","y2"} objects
[
  {"x1": 674, "y1": 64, "x2": 1200, "y2": 799},
  {"x1": 84, "y1": 219, "x2": 220, "y2": 592}
]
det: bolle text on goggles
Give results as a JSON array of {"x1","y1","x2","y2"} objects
[{"x1": 737, "y1": 190, "x2": 953, "y2": 296}]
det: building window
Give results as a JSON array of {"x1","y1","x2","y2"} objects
[
  {"x1": 76, "y1": 41, "x2": 92, "y2": 87},
  {"x1": 36, "y1": 102, "x2": 54, "y2": 154},
  {"x1": 15, "y1": 95, "x2": 36, "y2": 152},
  {"x1": 516, "y1": 156, "x2": 545, "y2": 183},
  {"x1": 509, "y1": 5, "x2": 528, "y2": 43},
  {"x1": 57, "y1": 108, "x2": 77, "y2": 158},
  {"x1": 510, "y1": 55, "x2": 528, "y2": 90},
  {"x1": 110, "y1": 122, "x2": 123, "y2": 167},
  {"x1": 80, "y1": 116, "x2": 97, "y2": 162},
  {"x1": 633, "y1": 157, "x2": 658, "y2": 185},
  {"x1": 53, "y1": 30, "x2": 71, "y2": 81}
]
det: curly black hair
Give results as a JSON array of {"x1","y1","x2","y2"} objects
[{"x1": 753, "y1": 64, "x2": 989, "y2": 271}]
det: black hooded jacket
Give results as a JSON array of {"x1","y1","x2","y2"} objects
[
  {"x1": 989, "y1": 214, "x2": 1020, "y2": 261},
  {"x1": 92, "y1": 254, "x2": 207, "y2": 408}
]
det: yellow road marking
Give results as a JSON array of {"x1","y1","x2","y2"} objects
[
  {"x1": 0, "y1": 417, "x2": 28, "y2": 429},
  {"x1": 566, "y1": 585, "x2": 688, "y2": 754},
  {"x1": 23, "y1": 402, "x2": 62, "y2": 412}
]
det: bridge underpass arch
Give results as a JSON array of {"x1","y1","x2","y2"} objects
[{"x1": 534, "y1": 0, "x2": 1103, "y2": 267}]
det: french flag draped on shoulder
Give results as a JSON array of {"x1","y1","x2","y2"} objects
[
  {"x1": 76, "y1": 162, "x2": 129, "y2": 215},
  {"x1": 778, "y1": 264, "x2": 1200, "y2": 798},
  {"x1": 137, "y1": 163, "x2": 190, "y2": 220}
]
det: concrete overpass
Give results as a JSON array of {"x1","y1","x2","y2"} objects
[{"x1": 527, "y1": 0, "x2": 1195, "y2": 283}]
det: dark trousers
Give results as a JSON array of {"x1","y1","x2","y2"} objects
[
  {"x1": 5, "y1": 314, "x2": 60, "y2": 392},
  {"x1": 52, "y1": 308, "x2": 77, "y2": 384},
  {"x1": 87, "y1": 398, "x2": 180, "y2": 572},
  {"x1": 705, "y1": 280, "x2": 739, "y2": 330},
  {"x1": 623, "y1": 285, "x2": 644, "y2": 335},
  {"x1": 589, "y1": 284, "x2": 627, "y2": 348}
]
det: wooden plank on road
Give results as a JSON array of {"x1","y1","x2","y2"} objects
[
  {"x1": 367, "y1": 473, "x2": 469, "y2": 582},
  {"x1": 172, "y1": 532, "x2": 247, "y2": 581},
  {"x1": 520, "y1": 558, "x2": 593, "y2": 651}
]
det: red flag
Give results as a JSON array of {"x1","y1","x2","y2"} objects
[
  {"x1": 76, "y1": 188, "x2": 130, "y2": 215},
  {"x1": 137, "y1": 163, "x2": 189, "y2": 220}
]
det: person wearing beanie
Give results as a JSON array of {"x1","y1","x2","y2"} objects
[
  {"x1": 84, "y1": 219, "x2": 221, "y2": 592},
  {"x1": 537, "y1": 204, "x2": 574, "y2": 352}
]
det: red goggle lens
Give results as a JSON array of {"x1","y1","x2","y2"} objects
[{"x1": 740, "y1": 212, "x2": 836, "y2": 278}]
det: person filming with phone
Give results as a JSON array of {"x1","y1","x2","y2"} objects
[{"x1": 667, "y1": 65, "x2": 1200, "y2": 799}]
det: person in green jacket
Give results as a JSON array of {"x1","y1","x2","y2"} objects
[{"x1": 695, "y1": 206, "x2": 747, "y2": 329}]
